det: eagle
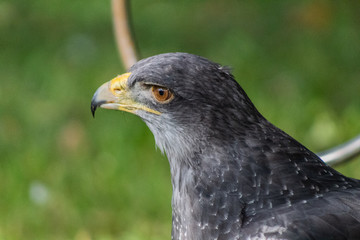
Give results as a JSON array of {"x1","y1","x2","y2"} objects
[{"x1": 91, "y1": 52, "x2": 360, "y2": 240}]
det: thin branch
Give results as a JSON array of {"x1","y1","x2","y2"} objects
[
  {"x1": 318, "y1": 135, "x2": 360, "y2": 165},
  {"x1": 112, "y1": 0, "x2": 138, "y2": 70}
]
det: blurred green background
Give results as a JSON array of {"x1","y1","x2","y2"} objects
[{"x1": 1, "y1": 0, "x2": 360, "y2": 239}]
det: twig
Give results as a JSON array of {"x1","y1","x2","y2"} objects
[
  {"x1": 112, "y1": 0, "x2": 138, "y2": 70},
  {"x1": 318, "y1": 135, "x2": 360, "y2": 165}
]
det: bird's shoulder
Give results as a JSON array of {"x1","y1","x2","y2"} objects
[{"x1": 242, "y1": 187, "x2": 360, "y2": 240}]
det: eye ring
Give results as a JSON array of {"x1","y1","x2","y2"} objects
[{"x1": 151, "y1": 86, "x2": 173, "y2": 103}]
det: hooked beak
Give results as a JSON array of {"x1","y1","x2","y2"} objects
[{"x1": 91, "y1": 72, "x2": 160, "y2": 117}]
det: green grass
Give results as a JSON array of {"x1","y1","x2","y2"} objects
[{"x1": 1, "y1": 0, "x2": 360, "y2": 239}]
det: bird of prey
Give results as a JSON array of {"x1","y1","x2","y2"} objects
[{"x1": 91, "y1": 53, "x2": 360, "y2": 240}]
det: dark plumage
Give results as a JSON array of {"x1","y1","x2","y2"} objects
[{"x1": 91, "y1": 53, "x2": 360, "y2": 240}]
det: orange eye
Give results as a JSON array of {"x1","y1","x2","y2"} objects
[{"x1": 151, "y1": 86, "x2": 173, "y2": 102}]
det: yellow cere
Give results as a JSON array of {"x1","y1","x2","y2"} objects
[
  {"x1": 109, "y1": 72, "x2": 161, "y2": 115},
  {"x1": 110, "y1": 72, "x2": 132, "y2": 95}
]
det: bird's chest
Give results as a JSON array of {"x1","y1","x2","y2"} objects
[{"x1": 171, "y1": 170, "x2": 246, "y2": 240}]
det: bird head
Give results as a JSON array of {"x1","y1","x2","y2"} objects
[{"x1": 91, "y1": 53, "x2": 263, "y2": 162}]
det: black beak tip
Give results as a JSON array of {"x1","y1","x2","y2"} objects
[
  {"x1": 91, "y1": 100, "x2": 107, "y2": 118},
  {"x1": 91, "y1": 102, "x2": 97, "y2": 118}
]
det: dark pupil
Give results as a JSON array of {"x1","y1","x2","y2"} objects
[{"x1": 158, "y1": 89, "x2": 165, "y2": 96}]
